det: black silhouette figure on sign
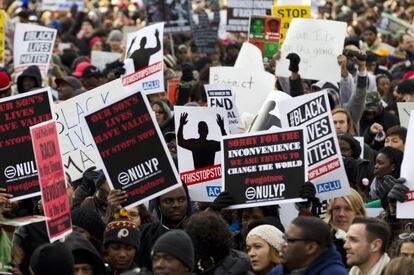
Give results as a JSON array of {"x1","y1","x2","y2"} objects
[
  {"x1": 177, "y1": 112, "x2": 227, "y2": 169},
  {"x1": 250, "y1": 101, "x2": 281, "y2": 132},
  {"x1": 127, "y1": 29, "x2": 161, "y2": 71}
]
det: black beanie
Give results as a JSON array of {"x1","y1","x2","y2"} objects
[
  {"x1": 71, "y1": 208, "x2": 105, "y2": 241},
  {"x1": 30, "y1": 242, "x2": 74, "y2": 275},
  {"x1": 181, "y1": 63, "x2": 194, "y2": 82},
  {"x1": 151, "y1": 230, "x2": 194, "y2": 271}
]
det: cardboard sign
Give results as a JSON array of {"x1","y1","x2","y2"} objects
[
  {"x1": 0, "y1": 10, "x2": 5, "y2": 67},
  {"x1": 91, "y1": 51, "x2": 122, "y2": 71},
  {"x1": 83, "y1": 91, "x2": 181, "y2": 209},
  {"x1": 209, "y1": 67, "x2": 275, "y2": 117},
  {"x1": 276, "y1": 18, "x2": 346, "y2": 83},
  {"x1": 146, "y1": 0, "x2": 191, "y2": 33},
  {"x1": 174, "y1": 106, "x2": 229, "y2": 202},
  {"x1": 222, "y1": 128, "x2": 307, "y2": 209},
  {"x1": 226, "y1": 0, "x2": 273, "y2": 32},
  {"x1": 249, "y1": 91, "x2": 292, "y2": 132},
  {"x1": 279, "y1": 91, "x2": 351, "y2": 200},
  {"x1": 13, "y1": 23, "x2": 57, "y2": 78},
  {"x1": 248, "y1": 15, "x2": 282, "y2": 65},
  {"x1": 31, "y1": 121, "x2": 72, "y2": 242},
  {"x1": 54, "y1": 79, "x2": 124, "y2": 181},
  {"x1": 272, "y1": 5, "x2": 311, "y2": 45},
  {"x1": 377, "y1": 13, "x2": 410, "y2": 36},
  {"x1": 0, "y1": 88, "x2": 53, "y2": 201},
  {"x1": 397, "y1": 102, "x2": 414, "y2": 128},
  {"x1": 41, "y1": 0, "x2": 83, "y2": 10},
  {"x1": 205, "y1": 84, "x2": 241, "y2": 134},
  {"x1": 397, "y1": 110, "x2": 414, "y2": 218},
  {"x1": 122, "y1": 22, "x2": 164, "y2": 95}
]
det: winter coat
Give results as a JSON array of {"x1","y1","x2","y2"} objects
[
  {"x1": 268, "y1": 245, "x2": 348, "y2": 275},
  {"x1": 196, "y1": 249, "x2": 253, "y2": 275},
  {"x1": 16, "y1": 65, "x2": 42, "y2": 93}
]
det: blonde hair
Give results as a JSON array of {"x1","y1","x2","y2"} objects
[
  {"x1": 384, "y1": 256, "x2": 414, "y2": 275},
  {"x1": 324, "y1": 188, "x2": 367, "y2": 228},
  {"x1": 332, "y1": 108, "x2": 355, "y2": 135}
]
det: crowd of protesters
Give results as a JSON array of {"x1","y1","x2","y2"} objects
[{"x1": 1, "y1": 0, "x2": 414, "y2": 274}]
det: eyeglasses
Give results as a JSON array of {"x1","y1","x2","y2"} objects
[{"x1": 283, "y1": 235, "x2": 316, "y2": 244}]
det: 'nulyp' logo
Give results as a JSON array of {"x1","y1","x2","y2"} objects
[
  {"x1": 4, "y1": 161, "x2": 38, "y2": 179},
  {"x1": 206, "y1": 186, "x2": 221, "y2": 197},
  {"x1": 143, "y1": 80, "x2": 160, "y2": 90},
  {"x1": 118, "y1": 158, "x2": 159, "y2": 185},
  {"x1": 316, "y1": 180, "x2": 341, "y2": 193}
]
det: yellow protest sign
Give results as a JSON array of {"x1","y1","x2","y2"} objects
[
  {"x1": 272, "y1": 6, "x2": 311, "y2": 45},
  {"x1": 0, "y1": 10, "x2": 5, "y2": 67}
]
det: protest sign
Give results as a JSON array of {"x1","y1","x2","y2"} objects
[
  {"x1": 168, "y1": 79, "x2": 180, "y2": 105},
  {"x1": 83, "y1": 91, "x2": 181, "y2": 208},
  {"x1": 31, "y1": 121, "x2": 72, "y2": 242},
  {"x1": 13, "y1": 23, "x2": 57, "y2": 78},
  {"x1": 234, "y1": 42, "x2": 265, "y2": 72},
  {"x1": 276, "y1": 18, "x2": 346, "y2": 83},
  {"x1": 272, "y1": 5, "x2": 311, "y2": 45},
  {"x1": 397, "y1": 111, "x2": 414, "y2": 218},
  {"x1": 191, "y1": 7, "x2": 220, "y2": 54},
  {"x1": 0, "y1": 10, "x2": 5, "y2": 67},
  {"x1": 249, "y1": 91, "x2": 291, "y2": 132},
  {"x1": 397, "y1": 102, "x2": 414, "y2": 128},
  {"x1": 41, "y1": 0, "x2": 83, "y2": 10},
  {"x1": 205, "y1": 84, "x2": 241, "y2": 134},
  {"x1": 209, "y1": 67, "x2": 275, "y2": 117},
  {"x1": 0, "y1": 215, "x2": 48, "y2": 227},
  {"x1": 174, "y1": 106, "x2": 229, "y2": 201},
  {"x1": 222, "y1": 128, "x2": 307, "y2": 209},
  {"x1": 146, "y1": 0, "x2": 191, "y2": 33},
  {"x1": 54, "y1": 79, "x2": 124, "y2": 181},
  {"x1": 226, "y1": 0, "x2": 273, "y2": 32},
  {"x1": 248, "y1": 15, "x2": 281, "y2": 65},
  {"x1": 377, "y1": 13, "x2": 410, "y2": 36},
  {"x1": 91, "y1": 51, "x2": 122, "y2": 71},
  {"x1": 279, "y1": 91, "x2": 351, "y2": 200},
  {"x1": 0, "y1": 88, "x2": 53, "y2": 201},
  {"x1": 122, "y1": 22, "x2": 164, "y2": 95}
]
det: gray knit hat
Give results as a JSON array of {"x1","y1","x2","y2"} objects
[{"x1": 107, "y1": 29, "x2": 122, "y2": 42}]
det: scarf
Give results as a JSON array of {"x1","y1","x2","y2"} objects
[{"x1": 349, "y1": 253, "x2": 390, "y2": 275}]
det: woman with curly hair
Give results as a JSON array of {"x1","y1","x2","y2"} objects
[{"x1": 184, "y1": 211, "x2": 253, "y2": 275}]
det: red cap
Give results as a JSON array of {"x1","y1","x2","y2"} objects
[
  {"x1": 0, "y1": 71, "x2": 12, "y2": 91},
  {"x1": 403, "y1": 71, "x2": 414, "y2": 80},
  {"x1": 72, "y1": 61, "x2": 91, "y2": 77}
]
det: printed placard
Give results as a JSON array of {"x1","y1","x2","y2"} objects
[
  {"x1": 272, "y1": 5, "x2": 311, "y2": 45},
  {"x1": 192, "y1": 8, "x2": 220, "y2": 54},
  {"x1": 41, "y1": 0, "x2": 83, "y2": 10},
  {"x1": 226, "y1": 0, "x2": 273, "y2": 32},
  {"x1": 205, "y1": 84, "x2": 241, "y2": 134},
  {"x1": 174, "y1": 106, "x2": 229, "y2": 202},
  {"x1": 0, "y1": 88, "x2": 53, "y2": 201},
  {"x1": 122, "y1": 23, "x2": 164, "y2": 95},
  {"x1": 0, "y1": 10, "x2": 5, "y2": 67},
  {"x1": 13, "y1": 23, "x2": 57, "y2": 78},
  {"x1": 83, "y1": 91, "x2": 181, "y2": 208},
  {"x1": 146, "y1": 0, "x2": 191, "y2": 33},
  {"x1": 279, "y1": 91, "x2": 351, "y2": 200},
  {"x1": 31, "y1": 121, "x2": 72, "y2": 242},
  {"x1": 222, "y1": 128, "x2": 307, "y2": 209},
  {"x1": 276, "y1": 18, "x2": 346, "y2": 83},
  {"x1": 54, "y1": 79, "x2": 124, "y2": 181}
]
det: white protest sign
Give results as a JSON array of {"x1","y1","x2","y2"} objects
[
  {"x1": 54, "y1": 79, "x2": 124, "y2": 181},
  {"x1": 250, "y1": 91, "x2": 292, "y2": 132},
  {"x1": 234, "y1": 42, "x2": 264, "y2": 72},
  {"x1": 14, "y1": 23, "x2": 57, "y2": 78},
  {"x1": 276, "y1": 18, "x2": 346, "y2": 83},
  {"x1": 279, "y1": 90, "x2": 351, "y2": 200},
  {"x1": 122, "y1": 22, "x2": 164, "y2": 95},
  {"x1": 397, "y1": 102, "x2": 414, "y2": 128},
  {"x1": 209, "y1": 67, "x2": 275, "y2": 118},
  {"x1": 205, "y1": 84, "x2": 241, "y2": 134},
  {"x1": 174, "y1": 106, "x2": 229, "y2": 202},
  {"x1": 41, "y1": 0, "x2": 83, "y2": 10},
  {"x1": 91, "y1": 51, "x2": 122, "y2": 71},
  {"x1": 397, "y1": 110, "x2": 414, "y2": 218}
]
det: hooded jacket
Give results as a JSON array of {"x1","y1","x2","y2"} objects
[
  {"x1": 209, "y1": 249, "x2": 253, "y2": 275},
  {"x1": 17, "y1": 65, "x2": 42, "y2": 93},
  {"x1": 151, "y1": 100, "x2": 175, "y2": 134},
  {"x1": 268, "y1": 245, "x2": 348, "y2": 275}
]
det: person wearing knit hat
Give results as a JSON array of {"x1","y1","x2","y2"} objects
[
  {"x1": 29, "y1": 242, "x2": 74, "y2": 275},
  {"x1": 151, "y1": 230, "x2": 194, "y2": 275},
  {"x1": 104, "y1": 220, "x2": 140, "y2": 274},
  {"x1": 71, "y1": 208, "x2": 105, "y2": 244},
  {"x1": 107, "y1": 29, "x2": 123, "y2": 54},
  {"x1": 89, "y1": 36, "x2": 103, "y2": 51},
  {"x1": 0, "y1": 71, "x2": 12, "y2": 98},
  {"x1": 246, "y1": 224, "x2": 284, "y2": 274}
]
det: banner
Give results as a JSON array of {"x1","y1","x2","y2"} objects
[
  {"x1": 397, "y1": 110, "x2": 414, "y2": 218},
  {"x1": 0, "y1": 10, "x2": 5, "y2": 67},
  {"x1": 205, "y1": 84, "x2": 241, "y2": 134},
  {"x1": 0, "y1": 88, "x2": 53, "y2": 201},
  {"x1": 276, "y1": 18, "x2": 346, "y2": 83},
  {"x1": 146, "y1": 0, "x2": 191, "y2": 33},
  {"x1": 30, "y1": 121, "x2": 72, "y2": 242},
  {"x1": 83, "y1": 91, "x2": 181, "y2": 208},
  {"x1": 13, "y1": 23, "x2": 57, "y2": 78},
  {"x1": 279, "y1": 91, "x2": 351, "y2": 200},
  {"x1": 174, "y1": 106, "x2": 229, "y2": 202},
  {"x1": 397, "y1": 102, "x2": 414, "y2": 128},
  {"x1": 91, "y1": 51, "x2": 122, "y2": 71},
  {"x1": 226, "y1": 0, "x2": 273, "y2": 32},
  {"x1": 40, "y1": 0, "x2": 83, "y2": 11},
  {"x1": 272, "y1": 5, "x2": 311, "y2": 45},
  {"x1": 248, "y1": 15, "x2": 282, "y2": 65},
  {"x1": 222, "y1": 128, "x2": 307, "y2": 209},
  {"x1": 122, "y1": 22, "x2": 164, "y2": 95},
  {"x1": 377, "y1": 13, "x2": 410, "y2": 36},
  {"x1": 54, "y1": 79, "x2": 124, "y2": 181}
]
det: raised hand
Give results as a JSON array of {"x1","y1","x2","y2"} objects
[{"x1": 180, "y1": 112, "x2": 188, "y2": 125}]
